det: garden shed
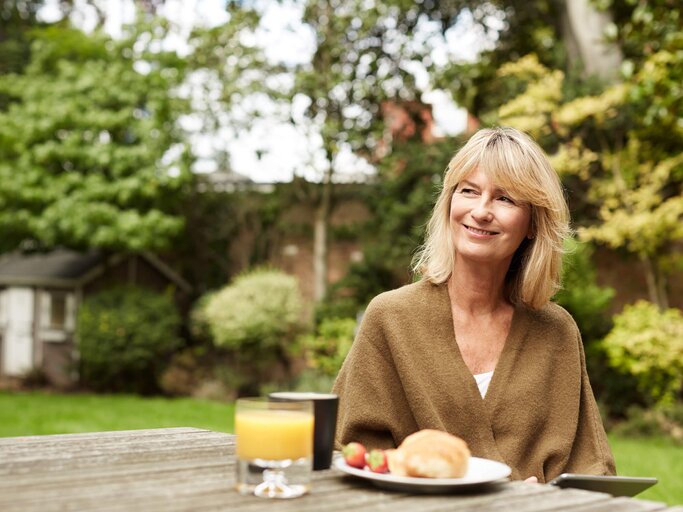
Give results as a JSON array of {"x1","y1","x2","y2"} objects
[{"x1": 0, "y1": 249, "x2": 191, "y2": 387}]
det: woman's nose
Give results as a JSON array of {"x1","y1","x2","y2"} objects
[{"x1": 471, "y1": 198, "x2": 493, "y2": 221}]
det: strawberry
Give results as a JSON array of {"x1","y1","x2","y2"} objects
[
  {"x1": 366, "y1": 449, "x2": 388, "y2": 473},
  {"x1": 342, "y1": 442, "x2": 367, "y2": 469}
]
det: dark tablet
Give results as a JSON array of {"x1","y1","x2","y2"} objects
[{"x1": 548, "y1": 473, "x2": 657, "y2": 497}]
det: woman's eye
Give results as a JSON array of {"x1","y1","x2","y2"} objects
[
  {"x1": 459, "y1": 188, "x2": 477, "y2": 195},
  {"x1": 498, "y1": 195, "x2": 514, "y2": 204}
]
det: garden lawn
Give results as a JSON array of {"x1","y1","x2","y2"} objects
[
  {"x1": 0, "y1": 391, "x2": 234, "y2": 437},
  {"x1": 608, "y1": 434, "x2": 683, "y2": 506},
  {"x1": 0, "y1": 393, "x2": 680, "y2": 505}
]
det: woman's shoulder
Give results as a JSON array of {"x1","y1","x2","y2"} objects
[
  {"x1": 356, "y1": 280, "x2": 450, "y2": 340},
  {"x1": 368, "y1": 279, "x2": 444, "y2": 311},
  {"x1": 525, "y1": 301, "x2": 580, "y2": 337}
]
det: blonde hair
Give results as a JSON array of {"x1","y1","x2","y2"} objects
[{"x1": 412, "y1": 127, "x2": 570, "y2": 309}]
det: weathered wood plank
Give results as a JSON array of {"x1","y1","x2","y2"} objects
[
  {"x1": 0, "y1": 430, "x2": 230, "y2": 463},
  {"x1": 0, "y1": 447, "x2": 231, "y2": 477},
  {"x1": 0, "y1": 475, "x2": 231, "y2": 511},
  {"x1": 0, "y1": 461, "x2": 231, "y2": 501},
  {"x1": 0, "y1": 428, "x2": 228, "y2": 454},
  {"x1": 0, "y1": 455, "x2": 230, "y2": 491},
  {"x1": 317, "y1": 482, "x2": 555, "y2": 512},
  {"x1": 464, "y1": 487, "x2": 611, "y2": 511},
  {"x1": 556, "y1": 497, "x2": 669, "y2": 511},
  {"x1": 0, "y1": 431, "x2": 233, "y2": 477},
  {"x1": 4, "y1": 477, "x2": 546, "y2": 512},
  {"x1": 0, "y1": 429, "x2": 673, "y2": 512},
  {"x1": 0, "y1": 427, "x2": 207, "y2": 446}
]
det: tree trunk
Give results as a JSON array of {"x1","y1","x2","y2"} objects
[
  {"x1": 313, "y1": 165, "x2": 333, "y2": 302},
  {"x1": 560, "y1": 0, "x2": 623, "y2": 82},
  {"x1": 654, "y1": 259, "x2": 669, "y2": 310},
  {"x1": 641, "y1": 254, "x2": 669, "y2": 310}
]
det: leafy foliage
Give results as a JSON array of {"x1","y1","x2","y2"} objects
[
  {"x1": 195, "y1": 268, "x2": 306, "y2": 393},
  {"x1": 423, "y1": 0, "x2": 567, "y2": 117},
  {"x1": 602, "y1": 301, "x2": 683, "y2": 406},
  {"x1": 553, "y1": 239, "x2": 637, "y2": 414},
  {"x1": 320, "y1": 138, "x2": 457, "y2": 315},
  {"x1": 0, "y1": 24, "x2": 190, "y2": 253},
  {"x1": 184, "y1": 4, "x2": 277, "y2": 151},
  {"x1": 77, "y1": 286, "x2": 182, "y2": 394},
  {"x1": 493, "y1": 51, "x2": 683, "y2": 309},
  {"x1": 0, "y1": 0, "x2": 43, "y2": 77},
  {"x1": 291, "y1": 0, "x2": 442, "y2": 300},
  {"x1": 199, "y1": 268, "x2": 304, "y2": 351},
  {"x1": 555, "y1": 238, "x2": 615, "y2": 343},
  {"x1": 612, "y1": 403, "x2": 683, "y2": 444},
  {"x1": 298, "y1": 317, "x2": 356, "y2": 378}
]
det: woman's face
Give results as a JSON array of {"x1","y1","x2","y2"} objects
[{"x1": 449, "y1": 168, "x2": 532, "y2": 268}]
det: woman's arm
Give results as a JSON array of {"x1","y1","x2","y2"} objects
[
  {"x1": 332, "y1": 297, "x2": 417, "y2": 450},
  {"x1": 562, "y1": 327, "x2": 617, "y2": 476}
]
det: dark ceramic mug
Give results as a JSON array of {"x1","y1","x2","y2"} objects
[{"x1": 269, "y1": 392, "x2": 339, "y2": 470}]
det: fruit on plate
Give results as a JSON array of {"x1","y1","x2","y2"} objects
[
  {"x1": 366, "y1": 449, "x2": 388, "y2": 473},
  {"x1": 342, "y1": 442, "x2": 367, "y2": 468}
]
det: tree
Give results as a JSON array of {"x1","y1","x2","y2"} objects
[
  {"x1": 324, "y1": 136, "x2": 458, "y2": 314},
  {"x1": 561, "y1": 0, "x2": 622, "y2": 81},
  {"x1": 412, "y1": 0, "x2": 622, "y2": 119},
  {"x1": 419, "y1": 0, "x2": 683, "y2": 311},
  {"x1": 0, "y1": 22, "x2": 191, "y2": 253},
  {"x1": 493, "y1": 48, "x2": 682, "y2": 310},
  {"x1": 294, "y1": 0, "x2": 434, "y2": 301},
  {"x1": 171, "y1": 5, "x2": 289, "y2": 293},
  {"x1": 0, "y1": 0, "x2": 45, "y2": 76}
]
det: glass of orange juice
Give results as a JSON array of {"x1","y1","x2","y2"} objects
[{"x1": 234, "y1": 397, "x2": 314, "y2": 499}]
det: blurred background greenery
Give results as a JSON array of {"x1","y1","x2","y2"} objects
[{"x1": 0, "y1": 0, "x2": 682, "y2": 503}]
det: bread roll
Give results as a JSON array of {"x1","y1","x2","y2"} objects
[{"x1": 387, "y1": 429, "x2": 470, "y2": 478}]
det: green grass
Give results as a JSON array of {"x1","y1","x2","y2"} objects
[
  {"x1": 0, "y1": 391, "x2": 234, "y2": 436},
  {"x1": 0, "y1": 393, "x2": 680, "y2": 505},
  {"x1": 609, "y1": 434, "x2": 683, "y2": 506}
]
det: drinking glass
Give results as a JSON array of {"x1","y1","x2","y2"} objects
[
  {"x1": 234, "y1": 397, "x2": 313, "y2": 499},
  {"x1": 269, "y1": 392, "x2": 339, "y2": 470}
]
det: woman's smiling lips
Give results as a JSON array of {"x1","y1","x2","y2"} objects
[{"x1": 463, "y1": 224, "x2": 499, "y2": 237}]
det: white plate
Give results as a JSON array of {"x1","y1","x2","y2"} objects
[{"x1": 333, "y1": 455, "x2": 511, "y2": 493}]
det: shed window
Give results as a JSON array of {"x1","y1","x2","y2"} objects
[{"x1": 50, "y1": 293, "x2": 67, "y2": 329}]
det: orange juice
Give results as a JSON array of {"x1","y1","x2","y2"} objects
[{"x1": 236, "y1": 409, "x2": 314, "y2": 460}]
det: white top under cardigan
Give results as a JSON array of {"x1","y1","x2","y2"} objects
[{"x1": 474, "y1": 370, "x2": 494, "y2": 398}]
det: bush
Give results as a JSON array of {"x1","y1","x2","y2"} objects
[
  {"x1": 290, "y1": 369, "x2": 337, "y2": 394},
  {"x1": 555, "y1": 238, "x2": 615, "y2": 343},
  {"x1": 160, "y1": 346, "x2": 242, "y2": 401},
  {"x1": 602, "y1": 301, "x2": 683, "y2": 406},
  {"x1": 20, "y1": 367, "x2": 50, "y2": 389},
  {"x1": 160, "y1": 347, "x2": 208, "y2": 397},
  {"x1": 200, "y1": 268, "x2": 304, "y2": 350},
  {"x1": 554, "y1": 239, "x2": 639, "y2": 415},
  {"x1": 612, "y1": 404, "x2": 683, "y2": 444},
  {"x1": 195, "y1": 268, "x2": 306, "y2": 393},
  {"x1": 77, "y1": 286, "x2": 181, "y2": 393},
  {"x1": 298, "y1": 317, "x2": 356, "y2": 378}
]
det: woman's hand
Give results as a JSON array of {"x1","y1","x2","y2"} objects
[{"x1": 524, "y1": 476, "x2": 538, "y2": 483}]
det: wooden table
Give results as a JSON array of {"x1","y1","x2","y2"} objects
[{"x1": 0, "y1": 427, "x2": 679, "y2": 511}]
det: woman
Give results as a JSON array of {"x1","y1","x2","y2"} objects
[{"x1": 332, "y1": 127, "x2": 616, "y2": 482}]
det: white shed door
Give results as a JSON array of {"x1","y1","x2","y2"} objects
[{"x1": 3, "y1": 287, "x2": 35, "y2": 376}]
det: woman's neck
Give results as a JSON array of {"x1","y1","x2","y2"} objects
[{"x1": 448, "y1": 259, "x2": 510, "y2": 315}]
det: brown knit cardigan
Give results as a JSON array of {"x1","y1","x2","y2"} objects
[{"x1": 332, "y1": 279, "x2": 616, "y2": 482}]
